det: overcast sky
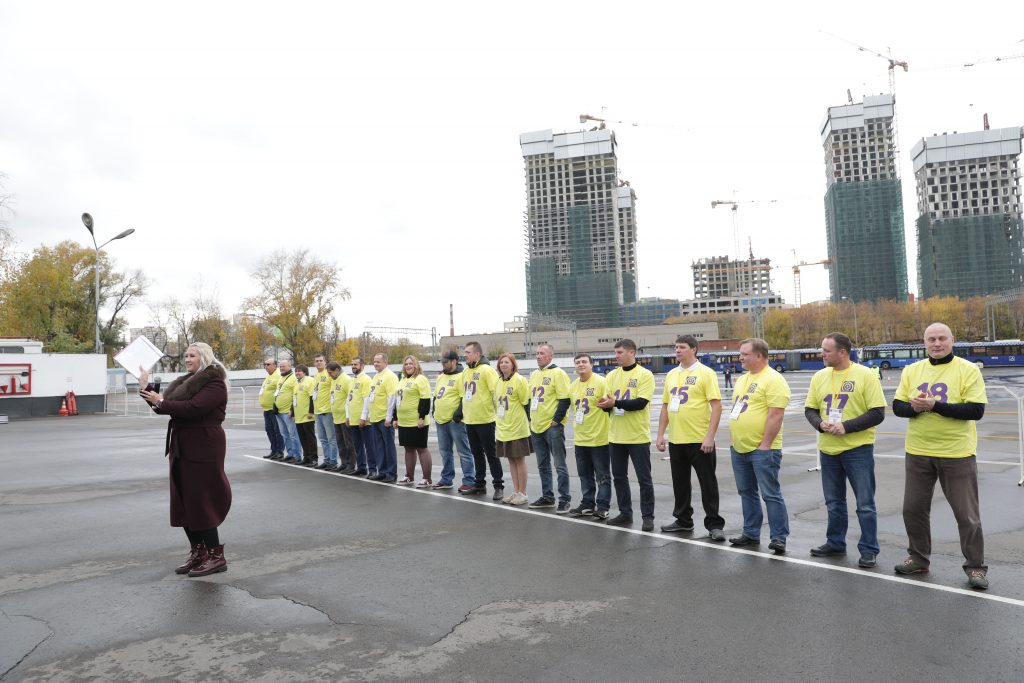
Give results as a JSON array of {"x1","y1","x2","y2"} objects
[{"x1": 2, "y1": 1, "x2": 1022, "y2": 345}]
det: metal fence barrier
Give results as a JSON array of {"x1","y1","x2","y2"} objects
[{"x1": 104, "y1": 386, "x2": 256, "y2": 425}]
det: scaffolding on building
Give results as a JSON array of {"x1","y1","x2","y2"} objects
[
  {"x1": 918, "y1": 213, "x2": 1024, "y2": 299},
  {"x1": 824, "y1": 179, "x2": 908, "y2": 302}
]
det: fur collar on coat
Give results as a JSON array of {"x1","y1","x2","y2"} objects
[{"x1": 163, "y1": 364, "x2": 227, "y2": 401}]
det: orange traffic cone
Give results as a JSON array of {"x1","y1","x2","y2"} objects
[
  {"x1": 69, "y1": 391, "x2": 79, "y2": 416},
  {"x1": 59, "y1": 398, "x2": 69, "y2": 417}
]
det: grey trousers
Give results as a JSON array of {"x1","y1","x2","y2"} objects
[{"x1": 903, "y1": 454, "x2": 986, "y2": 572}]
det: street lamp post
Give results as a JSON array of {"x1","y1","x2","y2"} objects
[{"x1": 81, "y1": 213, "x2": 135, "y2": 354}]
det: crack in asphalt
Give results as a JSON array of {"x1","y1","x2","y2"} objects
[
  {"x1": 428, "y1": 605, "x2": 477, "y2": 648},
  {"x1": 624, "y1": 540, "x2": 674, "y2": 553},
  {"x1": 220, "y1": 582, "x2": 381, "y2": 630},
  {"x1": 0, "y1": 607, "x2": 55, "y2": 681}
]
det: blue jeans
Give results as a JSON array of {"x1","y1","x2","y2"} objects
[
  {"x1": 436, "y1": 420, "x2": 476, "y2": 487},
  {"x1": 314, "y1": 413, "x2": 339, "y2": 465},
  {"x1": 275, "y1": 413, "x2": 302, "y2": 461},
  {"x1": 349, "y1": 423, "x2": 369, "y2": 471},
  {"x1": 532, "y1": 424, "x2": 570, "y2": 503},
  {"x1": 370, "y1": 420, "x2": 397, "y2": 478},
  {"x1": 575, "y1": 444, "x2": 611, "y2": 512},
  {"x1": 610, "y1": 442, "x2": 655, "y2": 518},
  {"x1": 820, "y1": 444, "x2": 879, "y2": 555},
  {"x1": 263, "y1": 409, "x2": 284, "y2": 454},
  {"x1": 730, "y1": 447, "x2": 789, "y2": 541}
]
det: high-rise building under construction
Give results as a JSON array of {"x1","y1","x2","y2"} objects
[
  {"x1": 821, "y1": 94, "x2": 908, "y2": 302},
  {"x1": 912, "y1": 127, "x2": 1024, "y2": 298},
  {"x1": 520, "y1": 128, "x2": 638, "y2": 328}
]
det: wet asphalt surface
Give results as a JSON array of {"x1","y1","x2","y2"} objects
[{"x1": 3, "y1": 368, "x2": 1024, "y2": 681}]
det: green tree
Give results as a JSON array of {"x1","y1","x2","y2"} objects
[
  {"x1": 242, "y1": 249, "x2": 350, "y2": 363},
  {"x1": 0, "y1": 240, "x2": 145, "y2": 358}
]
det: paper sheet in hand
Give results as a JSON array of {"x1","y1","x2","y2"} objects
[{"x1": 114, "y1": 336, "x2": 165, "y2": 379}]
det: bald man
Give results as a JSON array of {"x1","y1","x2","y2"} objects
[{"x1": 893, "y1": 322, "x2": 989, "y2": 589}]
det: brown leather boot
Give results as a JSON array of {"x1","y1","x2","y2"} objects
[
  {"x1": 188, "y1": 544, "x2": 227, "y2": 577},
  {"x1": 175, "y1": 543, "x2": 206, "y2": 575}
]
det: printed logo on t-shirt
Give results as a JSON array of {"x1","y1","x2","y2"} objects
[
  {"x1": 842, "y1": 380, "x2": 855, "y2": 392},
  {"x1": 685, "y1": 376, "x2": 697, "y2": 385}
]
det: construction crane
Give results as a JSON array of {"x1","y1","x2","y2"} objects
[
  {"x1": 792, "y1": 255, "x2": 834, "y2": 308},
  {"x1": 710, "y1": 198, "x2": 778, "y2": 262}
]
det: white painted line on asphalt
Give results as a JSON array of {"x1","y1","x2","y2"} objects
[{"x1": 242, "y1": 453, "x2": 1024, "y2": 609}]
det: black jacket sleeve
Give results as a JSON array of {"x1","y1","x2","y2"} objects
[
  {"x1": 552, "y1": 398, "x2": 570, "y2": 423},
  {"x1": 417, "y1": 398, "x2": 431, "y2": 420},
  {"x1": 453, "y1": 401, "x2": 463, "y2": 423},
  {"x1": 843, "y1": 406, "x2": 885, "y2": 433},
  {"x1": 931, "y1": 402, "x2": 985, "y2": 421},
  {"x1": 523, "y1": 402, "x2": 532, "y2": 422},
  {"x1": 615, "y1": 397, "x2": 650, "y2": 411},
  {"x1": 892, "y1": 398, "x2": 917, "y2": 418},
  {"x1": 804, "y1": 407, "x2": 824, "y2": 432}
]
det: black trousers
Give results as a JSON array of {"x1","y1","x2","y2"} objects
[
  {"x1": 466, "y1": 421, "x2": 503, "y2": 488},
  {"x1": 335, "y1": 422, "x2": 356, "y2": 468},
  {"x1": 297, "y1": 421, "x2": 318, "y2": 463},
  {"x1": 669, "y1": 442, "x2": 724, "y2": 531}
]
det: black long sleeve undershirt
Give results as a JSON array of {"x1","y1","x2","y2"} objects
[
  {"x1": 417, "y1": 398, "x2": 431, "y2": 420},
  {"x1": 892, "y1": 399, "x2": 985, "y2": 421},
  {"x1": 615, "y1": 397, "x2": 650, "y2": 411},
  {"x1": 804, "y1": 406, "x2": 884, "y2": 433},
  {"x1": 552, "y1": 398, "x2": 570, "y2": 423}
]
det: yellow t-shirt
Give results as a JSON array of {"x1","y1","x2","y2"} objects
[
  {"x1": 312, "y1": 369, "x2": 333, "y2": 414},
  {"x1": 662, "y1": 362, "x2": 722, "y2": 445},
  {"x1": 293, "y1": 375, "x2": 316, "y2": 424},
  {"x1": 528, "y1": 365, "x2": 571, "y2": 434},
  {"x1": 330, "y1": 373, "x2": 353, "y2": 424},
  {"x1": 895, "y1": 357, "x2": 987, "y2": 458},
  {"x1": 461, "y1": 363, "x2": 499, "y2": 425},
  {"x1": 274, "y1": 372, "x2": 297, "y2": 413},
  {"x1": 805, "y1": 363, "x2": 886, "y2": 455},
  {"x1": 259, "y1": 369, "x2": 280, "y2": 411},
  {"x1": 496, "y1": 373, "x2": 530, "y2": 442},
  {"x1": 368, "y1": 368, "x2": 399, "y2": 423},
  {"x1": 569, "y1": 374, "x2": 609, "y2": 447},
  {"x1": 432, "y1": 371, "x2": 464, "y2": 425},
  {"x1": 605, "y1": 364, "x2": 655, "y2": 444},
  {"x1": 347, "y1": 373, "x2": 372, "y2": 426},
  {"x1": 396, "y1": 374, "x2": 432, "y2": 428},
  {"x1": 729, "y1": 367, "x2": 790, "y2": 453}
]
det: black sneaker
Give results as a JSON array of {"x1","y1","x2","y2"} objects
[
  {"x1": 592, "y1": 510, "x2": 609, "y2": 521},
  {"x1": 568, "y1": 505, "x2": 594, "y2": 517},
  {"x1": 607, "y1": 514, "x2": 633, "y2": 526},
  {"x1": 858, "y1": 553, "x2": 878, "y2": 568},
  {"x1": 555, "y1": 501, "x2": 571, "y2": 515},
  {"x1": 661, "y1": 520, "x2": 695, "y2": 533},
  {"x1": 528, "y1": 497, "x2": 555, "y2": 509},
  {"x1": 729, "y1": 535, "x2": 759, "y2": 547},
  {"x1": 263, "y1": 452, "x2": 277, "y2": 459},
  {"x1": 810, "y1": 543, "x2": 846, "y2": 557},
  {"x1": 641, "y1": 517, "x2": 654, "y2": 532},
  {"x1": 349, "y1": 469, "x2": 368, "y2": 477},
  {"x1": 768, "y1": 539, "x2": 787, "y2": 555},
  {"x1": 492, "y1": 487, "x2": 505, "y2": 501}
]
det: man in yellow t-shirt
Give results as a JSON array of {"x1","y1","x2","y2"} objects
[
  {"x1": 273, "y1": 359, "x2": 303, "y2": 463},
  {"x1": 569, "y1": 353, "x2": 611, "y2": 519},
  {"x1": 527, "y1": 344, "x2": 572, "y2": 512},
  {"x1": 312, "y1": 354, "x2": 340, "y2": 470},
  {"x1": 804, "y1": 332, "x2": 885, "y2": 568},
  {"x1": 655, "y1": 336, "x2": 724, "y2": 540},
  {"x1": 364, "y1": 353, "x2": 399, "y2": 482},
  {"x1": 346, "y1": 357, "x2": 373, "y2": 476},
  {"x1": 259, "y1": 358, "x2": 284, "y2": 460},
  {"x1": 893, "y1": 322, "x2": 989, "y2": 589},
  {"x1": 461, "y1": 341, "x2": 504, "y2": 498},
  {"x1": 431, "y1": 350, "x2": 476, "y2": 492},
  {"x1": 728, "y1": 338, "x2": 792, "y2": 554},
  {"x1": 597, "y1": 339, "x2": 655, "y2": 531},
  {"x1": 327, "y1": 361, "x2": 356, "y2": 473},
  {"x1": 293, "y1": 364, "x2": 318, "y2": 466}
]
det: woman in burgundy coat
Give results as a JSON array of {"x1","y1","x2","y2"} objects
[{"x1": 140, "y1": 342, "x2": 232, "y2": 577}]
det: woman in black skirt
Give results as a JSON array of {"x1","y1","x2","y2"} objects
[{"x1": 393, "y1": 355, "x2": 433, "y2": 487}]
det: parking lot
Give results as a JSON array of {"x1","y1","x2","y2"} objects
[{"x1": 3, "y1": 367, "x2": 1024, "y2": 681}]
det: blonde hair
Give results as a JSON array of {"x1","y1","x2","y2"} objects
[
  {"x1": 402, "y1": 355, "x2": 423, "y2": 378},
  {"x1": 189, "y1": 342, "x2": 230, "y2": 388}
]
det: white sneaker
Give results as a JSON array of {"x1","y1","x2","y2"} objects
[
  {"x1": 397, "y1": 477, "x2": 414, "y2": 486},
  {"x1": 512, "y1": 492, "x2": 529, "y2": 506},
  {"x1": 502, "y1": 492, "x2": 516, "y2": 503},
  {"x1": 415, "y1": 479, "x2": 432, "y2": 488}
]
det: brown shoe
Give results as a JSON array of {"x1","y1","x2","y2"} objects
[
  {"x1": 188, "y1": 544, "x2": 227, "y2": 577},
  {"x1": 175, "y1": 543, "x2": 206, "y2": 575}
]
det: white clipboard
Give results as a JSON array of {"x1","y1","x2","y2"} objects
[{"x1": 113, "y1": 336, "x2": 165, "y2": 379}]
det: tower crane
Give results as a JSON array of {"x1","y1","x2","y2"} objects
[
  {"x1": 792, "y1": 254, "x2": 834, "y2": 308},
  {"x1": 710, "y1": 198, "x2": 778, "y2": 263}
]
